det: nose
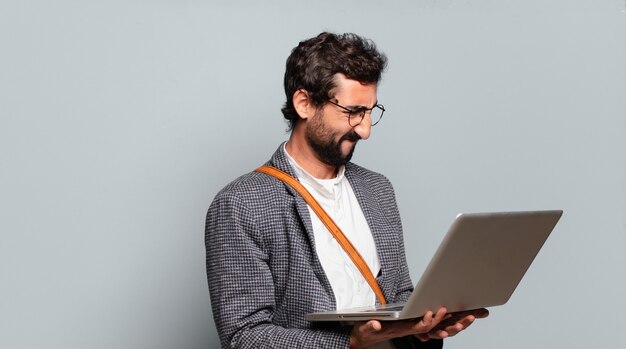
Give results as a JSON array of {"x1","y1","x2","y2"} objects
[{"x1": 353, "y1": 116, "x2": 372, "y2": 140}]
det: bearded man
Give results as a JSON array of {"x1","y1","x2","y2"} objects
[{"x1": 205, "y1": 32, "x2": 486, "y2": 349}]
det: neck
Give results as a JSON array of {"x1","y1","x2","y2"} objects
[{"x1": 285, "y1": 132, "x2": 339, "y2": 180}]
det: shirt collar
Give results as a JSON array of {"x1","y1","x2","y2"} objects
[{"x1": 282, "y1": 143, "x2": 346, "y2": 193}]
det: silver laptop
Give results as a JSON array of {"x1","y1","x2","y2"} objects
[{"x1": 306, "y1": 210, "x2": 563, "y2": 321}]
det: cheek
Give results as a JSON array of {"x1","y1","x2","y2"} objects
[{"x1": 310, "y1": 116, "x2": 338, "y2": 140}]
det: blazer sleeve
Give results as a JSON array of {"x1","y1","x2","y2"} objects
[{"x1": 205, "y1": 191, "x2": 352, "y2": 349}]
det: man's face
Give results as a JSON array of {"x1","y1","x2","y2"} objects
[{"x1": 305, "y1": 75, "x2": 378, "y2": 166}]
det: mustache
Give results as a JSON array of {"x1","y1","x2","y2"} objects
[{"x1": 339, "y1": 130, "x2": 361, "y2": 143}]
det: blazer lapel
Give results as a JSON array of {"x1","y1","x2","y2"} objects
[
  {"x1": 265, "y1": 143, "x2": 337, "y2": 308},
  {"x1": 344, "y1": 164, "x2": 397, "y2": 303}
]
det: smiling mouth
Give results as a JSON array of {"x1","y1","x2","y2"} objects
[{"x1": 341, "y1": 131, "x2": 361, "y2": 143}]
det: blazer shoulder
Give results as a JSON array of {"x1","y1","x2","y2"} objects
[{"x1": 210, "y1": 170, "x2": 292, "y2": 210}]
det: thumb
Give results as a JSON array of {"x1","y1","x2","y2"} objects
[{"x1": 366, "y1": 320, "x2": 382, "y2": 333}]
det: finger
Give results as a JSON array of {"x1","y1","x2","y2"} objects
[
  {"x1": 412, "y1": 309, "x2": 446, "y2": 334},
  {"x1": 428, "y1": 307, "x2": 447, "y2": 328},
  {"x1": 454, "y1": 315, "x2": 475, "y2": 330},
  {"x1": 444, "y1": 322, "x2": 465, "y2": 337},
  {"x1": 445, "y1": 315, "x2": 475, "y2": 337},
  {"x1": 354, "y1": 320, "x2": 381, "y2": 337},
  {"x1": 435, "y1": 307, "x2": 447, "y2": 316},
  {"x1": 415, "y1": 325, "x2": 450, "y2": 342},
  {"x1": 434, "y1": 329, "x2": 451, "y2": 339},
  {"x1": 407, "y1": 311, "x2": 434, "y2": 336},
  {"x1": 415, "y1": 333, "x2": 430, "y2": 342},
  {"x1": 461, "y1": 315, "x2": 476, "y2": 326},
  {"x1": 434, "y1": 307, "x2": 448, "y2": 322},
  {"x1": 426, "y1": 309, "x2": 446, "y2": 324},
  {"x1": 424, "y1": 329, "x2": 450, "y2": 340},
  {"x1": 474, "y1": 308, "x2": 489, "y2": 319},
  {"x1": 419, "y1": 311, "x2": 434, "y2": 327},
  {"x1": 421, "y1": 308, "x2": 444, "y2": 323},
  {"x1": 365, "y1": 320, "x2": 382, "y2": 333}
]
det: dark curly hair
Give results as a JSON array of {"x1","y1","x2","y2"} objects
[{"x1": 281, "y1": 32, "x2": 388, "y2": 130}]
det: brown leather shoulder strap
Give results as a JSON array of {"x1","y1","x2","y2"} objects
[{"x1": 255, "y1": 165, "x2": 386, "y2": 305}]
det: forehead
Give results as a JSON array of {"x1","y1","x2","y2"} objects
[{"x1": 331, "y1": 74, "x2": 378, "y2": 106}]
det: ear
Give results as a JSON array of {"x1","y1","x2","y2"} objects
[{"x1": 292, "y1": 89, "x2": 316, "y2": 120}]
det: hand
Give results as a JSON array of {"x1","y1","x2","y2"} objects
[
  {"x1": 349, "y1": 307, "x2": 489, "y2": 348},
  {"x1": 349, "y1": 308, "x2": 448, "y2": 349},
  {"x1": 415, "y1": 308, "x2": 489, "y2": 342}
]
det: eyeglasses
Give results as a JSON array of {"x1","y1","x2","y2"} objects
[{"x1": 326, "y1": 100, "x2": 385, "y2": 127}]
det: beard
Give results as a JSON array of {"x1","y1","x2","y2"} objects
[{"x1": 305, "y1": 111, "x2": 361, "y2": 166}]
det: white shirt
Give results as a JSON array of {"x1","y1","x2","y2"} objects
[
  {"x1": 284, "y1": 146, "x2": 381, "y2": 310},
  {"x1": 284, "y1": 146, "x2": 395, "y2": 349}
]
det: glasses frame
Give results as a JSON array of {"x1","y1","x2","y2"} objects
[{"x1": 326, "y1": 99, "x2": 385, "y2": 127}]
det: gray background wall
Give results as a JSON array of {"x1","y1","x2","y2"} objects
[{"x1": 1, "y1": 1, "x2": 624, "y2": 348}]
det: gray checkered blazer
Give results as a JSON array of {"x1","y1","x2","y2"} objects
[{"x1": 206, "y1": 144, "x2": 443, "y2": 349}]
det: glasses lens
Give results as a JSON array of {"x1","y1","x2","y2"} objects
[
  {"x1": 348, "y1": 110, "x2": 363, "y2": 127},
  {"x1": 347, "y1": 105, "x2": 384, "y2": 126},
  {"x1": 370, "y1": 106, "x2": 383, "y2": 126}
]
